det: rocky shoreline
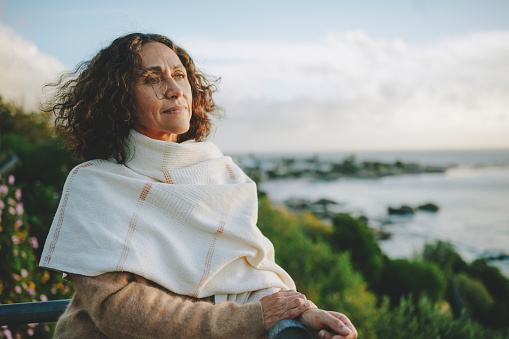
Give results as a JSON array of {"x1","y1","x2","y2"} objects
[{"x1": 235, "y1": 154, "x2": 449, "y2": 182}]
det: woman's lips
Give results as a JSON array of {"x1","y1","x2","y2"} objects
[{"x1": 163, "y1": 106, "x2": 187, "y2": 114}]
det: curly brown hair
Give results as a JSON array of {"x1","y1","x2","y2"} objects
[{"x1": 45, "y1": 33, "x2": 220, "y2": 164}]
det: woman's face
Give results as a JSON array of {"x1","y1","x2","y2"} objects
[{"x1": 132, "y1": 42, "x2": 193, "y2": 142}]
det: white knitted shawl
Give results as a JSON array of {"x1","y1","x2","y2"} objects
[{"x1": 40, "y1": 130, "x2": 295, "y2": 303}]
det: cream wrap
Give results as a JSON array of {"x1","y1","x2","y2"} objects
[{"x1": 40, "y1": 130, "x2": 295, "y2": 304}]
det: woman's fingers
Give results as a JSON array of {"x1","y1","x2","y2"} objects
[
  {"x1": 300, "y1": 309, "x2": 357, "y2": 339},
  {"x1": 260, "y1": 291, "x2": 314, "y2": 331},
  {"x1": 327, "y1": 312, "x2": 357, "y2": 338}
]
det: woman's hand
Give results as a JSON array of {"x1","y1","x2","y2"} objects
[
  {"x1": 299, "y1": 309, "x2": 357, "y2": 339},
  {"x1": 260, "y1": 290, "x2": 314, "y2": 331}
]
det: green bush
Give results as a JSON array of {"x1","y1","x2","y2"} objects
[
  {"x1": 377, "y1": 259, "x2": 447, "y2": 305},
  {"x1": 329, "y1": 213, "x2": 385, "y2": 286},
  {"x1": 374, "y1": 296, "x2": 507, "y2": 339},
  {"x1": 257, "y1": 198, "x2": 378, "y2": 338},
  {"x1": 467, "y1": 259, "x2": 509, "y2": 327},
  {"x1": 453, "y1": 272, "x2": 509, "y2": 328},
  {"x1": 423, "y1": 241, "x2": 467, "y2": 276}
]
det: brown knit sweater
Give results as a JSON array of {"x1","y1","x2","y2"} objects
[{"x1": 54, "y1": 272, "x2": 267, "y2": 338}]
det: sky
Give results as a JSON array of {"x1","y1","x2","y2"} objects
[{"x1": 1, "y1": 0, "x2": 509, "y2": 153}]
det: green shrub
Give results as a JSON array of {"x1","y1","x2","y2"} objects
[
  {"x1": 377, "y1": 259, "x2": 447, "y2": 305},
  {"x1": 374, "y1": 296, "x2": 507, "y2": 339},
  {"x1": 467, "y1": 259, "x2": 509, "y2": 327},
  {"x1": 423, "y1": 241, "x2": 467, "y2": 276},
  {"x1": 257, "y1": 198, "x2": 378, "y2": 338},
  {"x1": 454, "y1": 273, "x2": 499, "y2": 324},
  {"x1": 330, "y1": 213, "x2": 385, "y2": 286}
]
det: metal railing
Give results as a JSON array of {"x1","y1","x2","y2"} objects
[{"x1": 0, "y1": 299, "x2": 70, "y2": 326}]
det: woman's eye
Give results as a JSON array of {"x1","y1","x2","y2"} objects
[{"x1": 146, "y1": 76, "x2": 162, "y2": 84}]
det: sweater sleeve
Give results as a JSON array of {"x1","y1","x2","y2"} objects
[{"x1": 67, "y1": 272, "x2": 267, "y2": 339}]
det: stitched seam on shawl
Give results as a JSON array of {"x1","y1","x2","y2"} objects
[
  {"x1": 193, "y1": 186, "x2": 241, "y2": 297},
  {"x1": 42, "y1": 162, "x2": 96, "y2": 266},
  {"x1": 162, "y1": 143, "x2": 175, "y2": 184},
  {"x1": 116, "y1": 182, "x2": 153, "y2": 271},
  {"x1": 226, "y1": 163, "x2": 237, "y2": 182}
]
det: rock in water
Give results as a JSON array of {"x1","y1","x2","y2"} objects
[
  {"x1": 418, "y1": 203, "x2": 440, "y2": 212},
  {"x1": 388, "y1": 205, "x2": 415, "y2": 215}
]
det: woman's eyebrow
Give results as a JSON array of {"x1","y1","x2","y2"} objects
[{"x1": 142, "y1": 65, "x2": 186, "y2": 73}]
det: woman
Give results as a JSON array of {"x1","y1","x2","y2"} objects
[{"x1": 41, "y1": 33, "x2": 357, "y2": 339}]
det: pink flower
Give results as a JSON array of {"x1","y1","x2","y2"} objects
[
  {"x1": 27, "y1": 328, "x2": 34, "y2": 336},
  {"x1": 7, "y1": 198, "x2": 15, "y2": 206},
  {"x1": 12, "y1": 274, "x2": 21, "y2": 281},
  {"x1": 11, "y1": 235, "x2": 19, "y2": 244},
  {"x1": 3, "y1": 328, "x2": 13, "y2": 339},
  {"x1": 14, "y1": 286, "x2": 22, "y2": 294},
  {"x1": 29, "y1": 237, "x2": 39, "y2": 249},
  {"x1": 0, "y1": 200, "x2": 4, "y2": 209},
  {"x1": 40, "y1": 294, "x2": 48, "y2": 301},
  {"x1": 27, "y1": 288, "x2": 35, "y2": 296},
  {"x1": 15, "y1": 189, "x2": 22, "y2": 200},
  {"x1": 8, "y1": 175, "x2": 14, "y2": 185},
  {"x1": 15, "y1": 219, "x2": 22, "y2": 227},
  {"x1": 8, "y1": 207, "x2": 15, "y2": 215},
  {"x1": 21, "y1": 269, "x2": 28, "y2": 278},
  {"x1": 16, "y1": 203, "x2": 23, "y2": 216},
  {"x1": 0, "y1": 185, "x2": 8, "y2": 195}
]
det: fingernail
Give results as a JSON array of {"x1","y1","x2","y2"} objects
[
  {"x1": 304, "y1": 301, "x2": 310, "y2": 307},
  {"x1": 318, "y1": 330, "x2": 325, "y2": 338},
  {"x1": 341, "y1": 326, "x2": 352, "y2": 334}
]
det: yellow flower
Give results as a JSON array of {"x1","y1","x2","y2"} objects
[{"x1": 42, "y1": 271, "x2": 50, "y2": 283}]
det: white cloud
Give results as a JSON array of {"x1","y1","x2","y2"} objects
[
  {"x1": 0, "y1": 23, "x2": 65, "y2": 111},
  {"x1": 1, "y1": 25, "x2": 507, "y2": 152},
  {"x1": 186, "y1": 31, "x2": 509, "y2": 152}
]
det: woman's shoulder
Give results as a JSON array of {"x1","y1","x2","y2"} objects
[
  {"x1": 62, "y1": 158, "x2": 136, "y2": 190},
  {"x1": 68, "y1": 158, "x2": 124, "y2": 175}
]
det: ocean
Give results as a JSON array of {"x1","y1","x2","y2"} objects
[{"x1": 250, "y1": 149, "x2": 509, "y2": 277}]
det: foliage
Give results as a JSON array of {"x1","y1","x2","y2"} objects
[
  {"x1": 374, "y1": 295, "x2": 508, "y2": 339},
  {"x1": 0, "y1": 96, "x2": 54, "y2": 142},
  {"x1": 423, "y1": 242, "x2": 509, "y2": 328},
  {"x1": 467, "y1": 259, "x2": 509, "y2": 327},
  {"x1": 455, "y1": 273, "x2": 493, "y2": 317},
  {"x1": 0, "y1": 97, "x2": 79, "y2": 257},
  {"x1": 0, "y1": 175, "x2": 74, "y2": 338},
  {"x1": 257, "y1": 198, "x2": 378, "y2": 338},
  {"x1": 329, "y1": 213, "x2": 385, "y2": 286},
  {"x1": 423, "y1": 241, "x2": 468, "y2": 276},
  {"x1": 376, "y1": 259, "x2": 447, "y2": 305}
]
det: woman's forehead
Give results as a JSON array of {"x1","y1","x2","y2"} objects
[{"x1": 140, "y1": 42, "x2": 183, "y2": 69}]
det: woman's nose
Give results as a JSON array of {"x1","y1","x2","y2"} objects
[{"x1": 164, "y1": 78, "x2": 183, "y2": 99}]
